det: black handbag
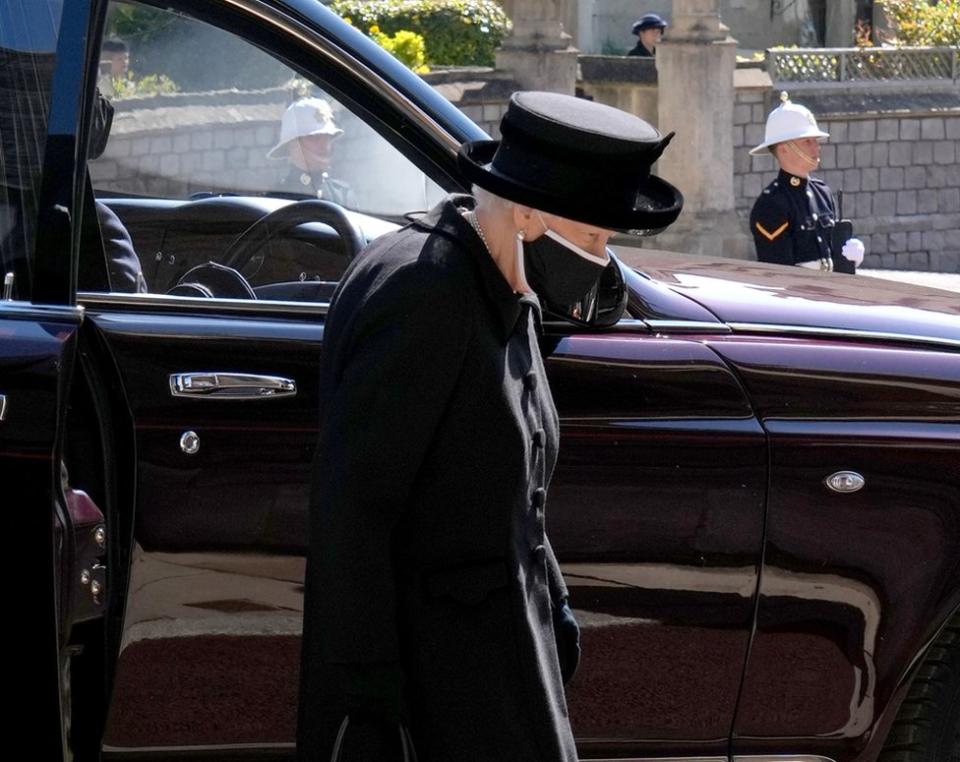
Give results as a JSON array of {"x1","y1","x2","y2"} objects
[
  {"x1": 329, "y1": 715, "x2": 418, "y2": 762},
  {"x1": 830, "y1": 190, "x2": 856, "y2": 274}
]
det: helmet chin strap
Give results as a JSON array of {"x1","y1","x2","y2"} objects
[{"x1": 784, "y1": 140, "x2": 819, "y2": 169}]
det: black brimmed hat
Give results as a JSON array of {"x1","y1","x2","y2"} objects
[
  {"x1": 458, "y1": 91, "x2": 683, "y2": 235},
  {"x1": 632, "y1": 13, "x2": 668, "y2": 34}
]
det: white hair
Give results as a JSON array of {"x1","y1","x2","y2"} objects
[{"x1": 472, "y1": 185, "x2": 515, "y2": 213}]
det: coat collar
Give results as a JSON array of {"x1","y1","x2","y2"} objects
[
  {"x1": 412, "y1": 195, "x2": 540, "y2": 343},
  {"x1": 777, "y1": 168, "x2": 809, "y2": 190}
]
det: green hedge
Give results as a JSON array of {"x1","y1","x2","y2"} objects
[{"x1": 331, "y1": 0, "x2": 511, "y2": 67}]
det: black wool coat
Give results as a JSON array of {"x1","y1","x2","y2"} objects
[{"x1": 297, "y1": 195, "x2": 576, "y2": 762}]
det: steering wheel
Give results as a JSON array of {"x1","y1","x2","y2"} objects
[
  {"x1": 222, "y1": 199, "x2": 366, "y2": 276},
  {"x1": 168, "y1": 261, "x2": 258, "y2": 299}
]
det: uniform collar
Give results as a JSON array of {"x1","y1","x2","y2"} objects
[
  {"x1": 412, "y1": 194, "x2": 538, "y2": 343},
  {"x1": 283, "y1": 167, "x2": 328, "y2": 185},
  {"x1": 778, "y1": 169, "x2": 809, "y2": 189}
]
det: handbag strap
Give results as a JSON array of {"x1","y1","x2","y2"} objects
[
  {"x1": 400, "y1": 723, "x2": 418, "y2": 762},
  {"x1": 329, "y1": 715, "x2": 418, "y2": 762}
]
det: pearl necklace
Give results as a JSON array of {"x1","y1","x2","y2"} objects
[
  {"x1": 465, "y1": 211, "x2": 490, "y2": 253},
  {"x1": 465, "y1": 210, "x2": 529, "y2": 295}
]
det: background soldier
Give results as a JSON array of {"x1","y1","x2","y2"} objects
[
  {"x1": 749, "y1": 92, "x2": 864, "y2": 273},
  {"x1": 268, "y1": 96, "x2": 354, "y2": 206}
]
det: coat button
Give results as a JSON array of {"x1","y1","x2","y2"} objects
[
  {"x1": 531, "y1": 488, "x2": 546, "y2": 509},
  {"x1": 532, "y1": 429, "x2": 545, "y2": 448},
  {"x1": 524, "y1": 371, "x2": 538, "y2": 392}
]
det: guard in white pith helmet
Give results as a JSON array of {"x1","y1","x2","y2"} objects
[
  {"x1": 268, "y1": 97, "x2": 354, "y2": 206},
  {"x1": 749, "y1": 92, "x2": 864, "y2": 273}
]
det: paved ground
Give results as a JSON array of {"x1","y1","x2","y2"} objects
[{"x1": 857, "y1": 269, "x2": 960, "y2": 293}]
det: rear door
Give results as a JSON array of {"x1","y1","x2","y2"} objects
[
  {"x1": 717, "y1": 335, "x2": 960, "y2": 762},
  {"x1": 1, "y1": 0, "x2": 89, "y2": 757}
]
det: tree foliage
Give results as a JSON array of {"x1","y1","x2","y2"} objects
[
  {"x1": 877, "y1": 0, "x2": 960, "y2": 45},
  {"x1": 107, "y1": 4, "x2": 178, "y2": 44}
]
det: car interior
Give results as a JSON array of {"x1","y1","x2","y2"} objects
[{"x1": 85, "y1": 0, "x2": 447, "y2": 304}]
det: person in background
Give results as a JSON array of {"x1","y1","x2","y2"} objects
[
  {"x1": 88, "y1": 88, "x2": 147, "y2": 293},
  {"x1": 749, "y1": 92, "x2": 864, "y2": 273},
  {"x1": 101, "y1": 38, "x2": 129, "y2": 78},
  {"x1": 628, "y1": 13, "x2": 667, "y2": 57},
  {"x1": 267, "y1": 96, "x2": 354, "y2": 206}
]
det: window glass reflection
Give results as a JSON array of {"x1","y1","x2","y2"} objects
[{"x1": 0, "y1": 0, "x2": 65, "y2": 300}]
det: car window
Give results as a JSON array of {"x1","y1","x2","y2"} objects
[
  {"x1": 0, "y1": 0, "x2": 65, "y2": 301},
  {"x1": 85, "y1": 0, "x2": 444, "y2": 300}
]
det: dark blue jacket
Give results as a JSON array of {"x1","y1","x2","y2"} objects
[{"x1": 750, "y1": 169, "x2": 854, "y2": 273}]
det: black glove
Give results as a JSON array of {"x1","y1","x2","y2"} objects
[{"x1": 553, "y1": 598, "x2": 581, "y2": 684}]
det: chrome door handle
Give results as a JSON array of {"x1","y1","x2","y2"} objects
[
  {"x1": 0, "y1": 393, "x2": 7, "y2": 421},
  {"x1": 169, "y1": 372, "x2": 296, "y2": 400}
]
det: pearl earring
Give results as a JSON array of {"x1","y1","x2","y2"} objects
[{"x1": 517, "y1": 230, "x2": 525, "y2": 241}]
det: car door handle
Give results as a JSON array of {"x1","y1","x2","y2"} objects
[
  {"x1": 169, "y1": 372, "x2": 296, "y2": 400},
  {"x1": 0, "y1": 393, "x2": 7, "y2": 421}
]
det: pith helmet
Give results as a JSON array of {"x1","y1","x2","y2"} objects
[
  {"x1": 749, "y1": 92, "x2": 829, "y2": 155},
  {"x1": 267, "y1": 97, "x2": 343, "y2": 159}
]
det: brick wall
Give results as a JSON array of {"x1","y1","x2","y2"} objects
[{"x1": 734, "y1": 87, "x2": 960, "y2": 272}]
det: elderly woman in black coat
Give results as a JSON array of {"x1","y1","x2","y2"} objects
[{"x1": 297, "y1": 91, "x2": 683, "y2": 762}]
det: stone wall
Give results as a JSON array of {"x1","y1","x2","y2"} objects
[
  {"x1": 89, "y1": 71, "x2": 960, "y2": 273},
  {"x1": 576, "y1": 56, "x2": 657, "y2": 122},
  {"x1": 91, "y1": 90, "x2": 290, "y2": 197},
  {"x1": 422, "y1": 67, "x2": 516, "y2": 138},
  {"x1": 90, "y1": 88, "x2": 443, "y2": 212},
  {"x1": 575, "y1": 59, "x2": 960, "y2": 272},
  {"x1": 733, "y1": 84, "x2": 960, "y2": 272}
]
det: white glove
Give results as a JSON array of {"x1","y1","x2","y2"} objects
[{"x1": 841, "y1": 237, "x2": 865, "y2": 266}]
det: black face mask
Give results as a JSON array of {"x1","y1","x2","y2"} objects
[{"x1": 523, "y1": 231, "x2": 609, "y2": 320}]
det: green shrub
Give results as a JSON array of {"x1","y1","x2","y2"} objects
[
  {"x1": 369, "y1": 25, "x2": 430, "y2": 72},
  {"x1": 877, "y1": 0, "x2": 960, "y2": 46},
  {"x1": 331, "y1": 0, "x2": 511, "y2": 67},
  {"x1": 110, "y1": 72, "x2": 179, "y2": 98}
]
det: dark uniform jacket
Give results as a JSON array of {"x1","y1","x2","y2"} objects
[
  {"x1": 297, "y1": 195, "x2": 576, "y2": 761},
  {"x1": 96, "y1": 201, "x2": 147, "y2": 293},
  {"x1": 627, "y1": 42, "x2": 654, "y2": 57},
  {"x1": 750, "y1": 169, "x2": 854, "y2": 273},
  {"x1": 275, "y1": 167, "x2": 355, "y2": 207}
]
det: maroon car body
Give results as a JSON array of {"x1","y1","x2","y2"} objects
[{"x1": 3, "y1": 1, "x2": 959, "y2": 761}]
